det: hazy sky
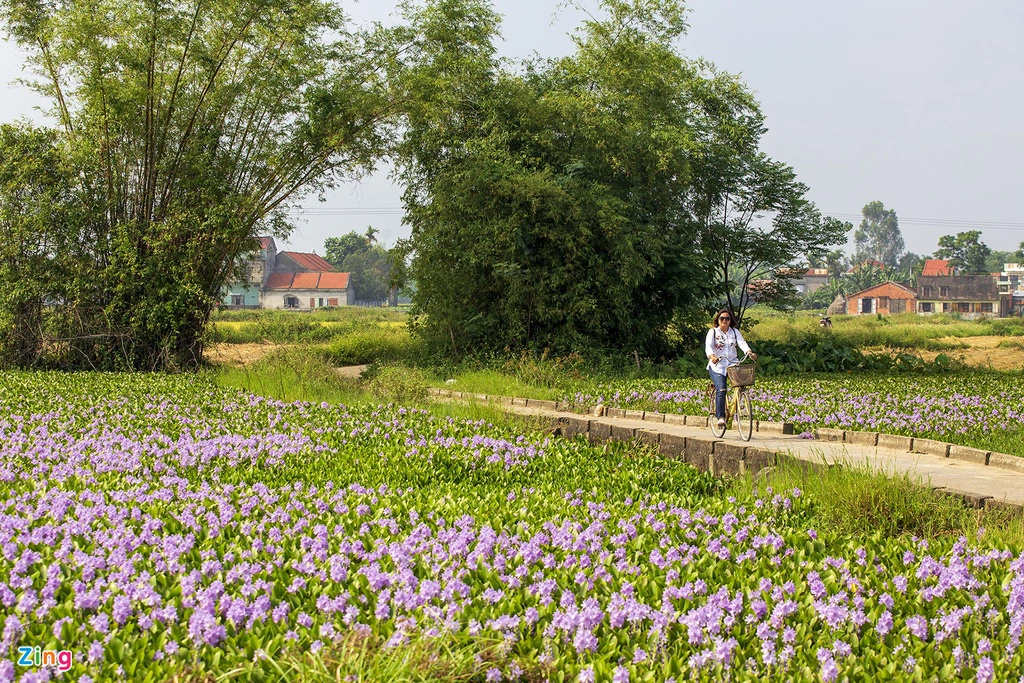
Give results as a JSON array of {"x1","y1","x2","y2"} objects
[{"x1": 2, "y1": 0, "x2": 1023, "y2": 259}]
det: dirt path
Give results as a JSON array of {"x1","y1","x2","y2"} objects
[{"x1": 204, "y1": 343, "x2": 283, "y2": 366}]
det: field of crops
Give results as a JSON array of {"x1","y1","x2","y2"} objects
[
  {"x1": 564, "y1": 374, "x2": 1024, "y2": 458},
  {"x1": 2, "y1": 373, "x2": 1023, "y2": 681}
]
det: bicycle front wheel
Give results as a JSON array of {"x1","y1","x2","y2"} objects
[{"x1": 735, "y1": 389, "x2": 753, "y2": 441}]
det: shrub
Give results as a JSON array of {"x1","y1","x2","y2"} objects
[
  {"x1": 324, "y1": 329, "x2": 418, "y2": 366},
  {"x1": 365, "y1": 365, "x2": 429, "y2": 402}
]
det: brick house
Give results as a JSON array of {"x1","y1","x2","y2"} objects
[
  {"x1": 917, "y1": 275, "x2": 1001, "y2": 318},
  {"x1": 846, "y1": 282, "x2": 917, "y2": 315}
]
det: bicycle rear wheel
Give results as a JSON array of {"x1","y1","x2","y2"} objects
[
  {"x1": 708, "y1": 384, "x2": 726, "y2": 438},
  {"x1": 735, "y1": 389, "x2": 753, "y2": 441}
]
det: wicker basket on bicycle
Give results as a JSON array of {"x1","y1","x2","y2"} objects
[{"x1": 726, "y1": 363, "x2": 756, "y2": 387}]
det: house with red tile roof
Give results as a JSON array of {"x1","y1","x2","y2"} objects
[
  {"x1": 263, "y1": 271, "x2": 354, "y2": 309},
  {"x1": 220, "y1": 236, "x2": 354, "y2": 309},
  {"x1": 921, "y1": 259, "x2": 953, "y2": 277}
]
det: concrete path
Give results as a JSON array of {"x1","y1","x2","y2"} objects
[{"x1": 492, "y1": 402, "x2": 1024, "y2": 511}]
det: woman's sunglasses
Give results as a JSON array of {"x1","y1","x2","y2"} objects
[{"x1": 719, "y1": 316, "x2": 731, "y2": 321}]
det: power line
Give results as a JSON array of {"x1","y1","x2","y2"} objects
[
  {"x1": 288, "y1": 206, "x2": 1024, "y2": 233},
  {"x1": 826, "y1": 213, "x2": 1024, "y2": 233}
]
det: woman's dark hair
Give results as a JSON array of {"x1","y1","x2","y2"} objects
[{"x1": 712, "y1": 308, "x2": 736, "y2": 329}]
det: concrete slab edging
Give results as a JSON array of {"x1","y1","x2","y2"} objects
[{"x1": 426, "y1": 388, "x2": 1024, "y2": 476}]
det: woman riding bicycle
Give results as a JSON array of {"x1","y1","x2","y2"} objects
[{"x1": 706, "y1": 308, "x2": 757, "y2": 428}]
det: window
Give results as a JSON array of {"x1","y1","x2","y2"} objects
[
  {"x1": 284, "y1": 296, "x2": 299, "y2": 309},
  {"x1": 921, "y1": 302, "x2": 933, "y2": 313},
  {"x1": 940, "y1": 286, "x2": 950, "y2": 297},
  {"x1": 318, "y1": 298, "x2": 325, "y2": 307},
  {"x1": 958, "y1": 302, "x2": 970, "y2": 313},
  {"x1": 891, "y1": 299, "x2": 905, "y2": 314},
  {"x1": 923, "y1": 286, "x2": 933, "y2": 297},
  {"x1": 981, "y1": 302, "x2": 993, "y2": 313},
  {"x1": 943, "y1": 302, "x2": 950, "y2": 312},
  {"x1": 328, "y1": 298, "x2": 339, "y2": 307},
  {"x1": 861, "y1": 297, "x2": 873, "y2": 313},
  {"x1": 230, "y1": 294, "x2": 244, "y2": 307},
  {"x1": 879, "y1": 296, "x2": 889, "y2": 309}
]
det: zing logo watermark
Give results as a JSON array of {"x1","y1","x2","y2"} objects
[{"x1": 17, "y1": 646, "x2": 74, "y2": 672}]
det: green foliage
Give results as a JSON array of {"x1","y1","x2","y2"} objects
[
  {"x1": 343, "y1": 247, "x2": 392, "y2": 303},
  {"x1": 391, "y1": 0, "x2": 758, "y2": 357},
  {"x1": 0, "y1": 0, "x2": 388, "y2": 370},
  {"x1": 323, "y1": 328, "x2": 419, "y2": 366},
  {"x1": 935, "y1": 230, "x2": 992, "y2": 274},
  {"x1": 732, "y1": 459, "x2": 1024, "y2": 544},
  {"x1": 364, "y1": 364, "x2": 430, "y2": 402},
  {"x1": 324, "y1": 230, "x2": 394, "y2": 302},
  {"x1": 216, "y1": 347, "x2": 366, "y2": 405},
  {"x1": 700, "y1": 161, "x2": 848, "y2": 328},
  {"x1": 324, "y1": 232, "x2": 374, "y2": 268},
  {"x1": 853, "y1": 201, "x2": 904, "y2": 268},
  {"x1": 0, "y1": 124, "x2": 77, "y2": 368}
]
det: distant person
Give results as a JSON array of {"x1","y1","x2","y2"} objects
[{"x1": 706, "y1": 308, "x2": 757, "y2": 428}]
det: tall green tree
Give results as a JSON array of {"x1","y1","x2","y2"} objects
[
  {"x1": 934, "y1": 230, "x2": 991, "y2": 274},
  {"x1": 0, "y1": 0, "x2": 387, "y2": 369},
  {"x1": 0, "y1": 124, "x2": 79, "y2": 367},
  {"x1": 390, "y1": 0, "x2": 717, "y2": 356},
  {"x1": 344, "y1": 248, "x2": 392, "y2": 302},
  {"x1": 853, "y1": 201, "x2": 904, "y2": 268},
  {"x1": 986, "y1": 250, "x2": 1016, "y2": 273},
  {"x1": 324, "y1": 232, "x2": 372, "y2": 269}
]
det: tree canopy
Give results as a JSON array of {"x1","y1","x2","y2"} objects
[
  {"x1": 853, "y1": 201, "x2": 904, "y2": 268},
  {"x1": 934, "y1": 230, "x2": 992, "y2": 275},
  {"x1": 324, "y1": 230, "x2": 392, "y2": 303},
  {"x1": 0, "y1": 0, "x2": 388, "y2": 369},
  {"x1": 389, "y1": 0, "x2": 840, "y2": 355}
]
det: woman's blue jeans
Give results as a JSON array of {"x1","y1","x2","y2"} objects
[{"x1": 710, "y1": 369, "x2": 728, "y2": 419}]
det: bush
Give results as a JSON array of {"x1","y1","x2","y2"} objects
[
  {"x1": 364, "y1": 365, "x2": 429, "y2": 403},
  {"x1": 324, "y1": 329, "x2": 419, "y2": 366}
]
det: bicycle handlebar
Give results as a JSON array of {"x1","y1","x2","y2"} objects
[{"x1": 719, "y1": 353, "x2": 754, "y2": 367}]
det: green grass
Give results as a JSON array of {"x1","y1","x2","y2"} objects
[
  {"x1": 210, "y1": 633, "x2": 510, "y2": 683},
  {"x1": 427, "y1": 369, "x2": 563, "y2": 401},
  {"x1": 729, "y1": 456, "x2": 1024, "y2": 546},
  {"x1": 747, "y1": 311, "x2": 1024, "y2": 350},
  {"x1": 208, "y1": 308, "x2": 410, "y2": 345},
  {"x1": 211, "y1": 307, "x2": 408, "y2": 324}
]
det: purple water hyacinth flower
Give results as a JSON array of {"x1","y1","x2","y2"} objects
[
  {"x1": 612, "y1": 666, "x2": 630, "y2": 683},
  {"x1": 906, "y1": 615, "x2": 929, "y2": 640},
  {"x1": 577, "y1": 667, "x2": 595, "y2": 683}
]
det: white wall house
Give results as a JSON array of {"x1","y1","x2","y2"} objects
[{"x1": 262, "y1": 272, "x2": 354, "y2": 309}]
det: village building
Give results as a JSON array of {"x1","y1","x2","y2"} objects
[
  {"x1": 263, "y1": 272, "x2": 354, "y2": 309},
  {"x1": 220, "y1": 236, "x2": 354, "y2": 309},
  {"x1": 916, "y1": 275, "x2": 1002, "y2": 318},
  {"x1": 776, "y1": 267, "x2": 830, "y2": 295},
  {"x1": 921, "y1": 258, "x2": 953, "y2": 277},
  {"x1": 996, "y1": 263, "x2": 1024, "y2": 316},
  {"x1": 846, "y1": 282, "x2": 916, "y2": 315}
]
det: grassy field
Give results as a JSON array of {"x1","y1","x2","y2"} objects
[{"x1": 747, "y1": 309, "x2": 1024, "y2": 350}]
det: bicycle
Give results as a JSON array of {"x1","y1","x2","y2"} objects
[{"x1": 706, "y1": 354, "x2": 756, "y2": 441}]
